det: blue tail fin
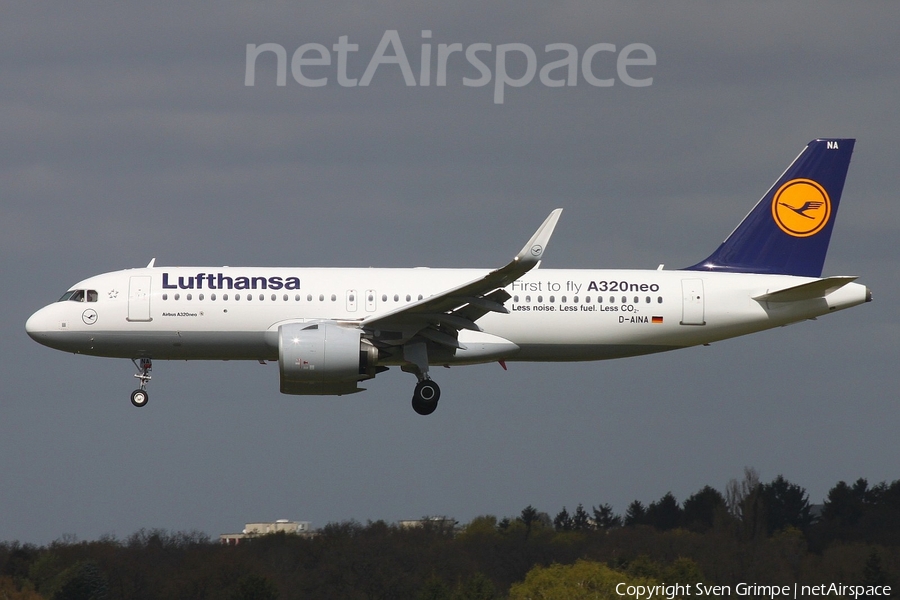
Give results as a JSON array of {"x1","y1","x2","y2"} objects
[{"x1": 686, "y1": 139, "x2": 855, "y2": 277}]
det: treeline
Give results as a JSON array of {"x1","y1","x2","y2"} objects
[{"x1": 1, "y1": 472, "x2": 898, "y2": 599}]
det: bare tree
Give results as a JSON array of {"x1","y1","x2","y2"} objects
[{"x1": 725, "y1": 467, "x2": 760, "y2": 519}]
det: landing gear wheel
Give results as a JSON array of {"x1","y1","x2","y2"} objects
[
  {"x1": 411, "y1": 380, "x2": 440, "y2": 416},
  {"x1": 130, "y1": 389, "x2": 149, "y2": 408},
  {"x1": 131, "y1": 358, "x2": 153, "y2": 407}
]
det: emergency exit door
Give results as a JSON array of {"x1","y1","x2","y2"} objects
[{"x1": 680, "y1": 278, "x2": 705, "y2": 326}]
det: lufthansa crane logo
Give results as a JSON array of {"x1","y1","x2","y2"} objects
[{"x1": 771, "y1": 178, "x2": 831, "y2": 238}]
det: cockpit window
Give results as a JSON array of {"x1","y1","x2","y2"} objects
[{"x1": 57, "y1": 289, "x2": 97, "y2": 302}]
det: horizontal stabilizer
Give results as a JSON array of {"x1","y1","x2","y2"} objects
[{"x1": 753, "y1": 276, "x2": 857, "y2": 303}]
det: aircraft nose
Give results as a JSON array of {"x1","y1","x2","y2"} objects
[{"x1": 25, "y1": 306, "x2": 51, "y2": 342}]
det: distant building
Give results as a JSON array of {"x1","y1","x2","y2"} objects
[
  {"x1": 220, "y1": 519, "x2": 313, "y2": 545},
  {"x1": 397, "y1": 516, "x2": 457, "y2": 530}
]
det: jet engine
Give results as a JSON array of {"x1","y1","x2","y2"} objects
[{"x1": 278, "y1": 322, "x2": 379, "y2": 395}]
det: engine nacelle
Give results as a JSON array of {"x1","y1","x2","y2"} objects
[{"x1": 278, "y1": 322, "x2": 379, "y2": 395}]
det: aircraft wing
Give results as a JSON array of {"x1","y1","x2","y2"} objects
[{"x1": 360, "y1": 209, "x2": 562, "y2": 349}]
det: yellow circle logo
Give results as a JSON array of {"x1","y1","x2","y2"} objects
[{"x1": 771, "y1": 178, "x2": 831, "y2": 238}]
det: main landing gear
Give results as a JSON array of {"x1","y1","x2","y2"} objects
[
  {"x1": 130, "y1": 358, "x2": 152, "y2": 407},
  {"x1": 403, "y1": 340, "x2": 442, "y2": 416},
  {"x1": 411, "y1": 379, "x2": 441, "y2": 416}
]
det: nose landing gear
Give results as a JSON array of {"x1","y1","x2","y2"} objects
[{"x1": 131, "y1": 358, "x2": 152, "y2": 407}]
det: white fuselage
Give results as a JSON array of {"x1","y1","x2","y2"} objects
[{"x1": 25, "y1": 266, "x2": 869, "y2": 364}]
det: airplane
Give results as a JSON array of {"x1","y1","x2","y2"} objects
[{"x1": 26, "y1": 139, "x2": 871, "y2": 415}]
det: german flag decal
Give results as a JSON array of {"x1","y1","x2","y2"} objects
[{"x1": 652, "y1": 316, "x2": 664, "y2": 324}]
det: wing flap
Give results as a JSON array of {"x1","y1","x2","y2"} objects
[
  {"x1": 453, "y1": 290, "x2": 512, "y2": 323},
  {"x1": 418, "y1": 327, "x2": 466, "y2": 349}
]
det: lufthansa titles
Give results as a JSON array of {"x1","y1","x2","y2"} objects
[{"x1": 162, "y1": 273, "x2": 301, "y2": 291}]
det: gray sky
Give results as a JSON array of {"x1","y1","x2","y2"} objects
[{"x1": 3, "y1": 2, "x2": 898, "y2": 544}]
